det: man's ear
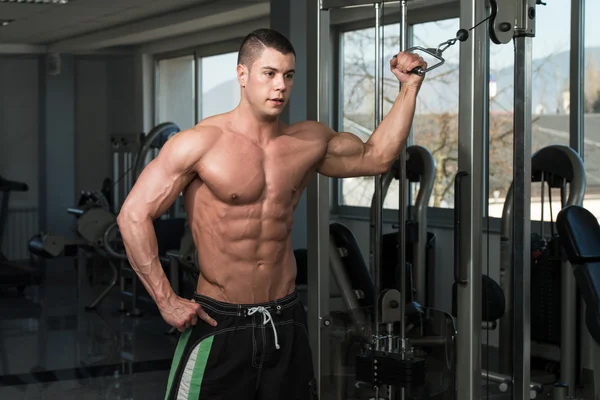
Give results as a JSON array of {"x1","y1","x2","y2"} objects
[{"x1": 237, "y1": 64, "x2": 248, "y2": 88}]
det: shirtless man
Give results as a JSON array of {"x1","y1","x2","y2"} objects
[{"x1": 117, "y1": 28, "x2": 426, "y2": 400}]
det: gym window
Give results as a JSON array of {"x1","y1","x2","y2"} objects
[
  {"x1": 335, "y1": 3, "x2": 597, "y2": 225},
  {"x1": 336, "y1": 18, "x2": 460, "y2": 217},
  {"x1": 154, "y1": 40, "x2": 241, "y2": 130}
]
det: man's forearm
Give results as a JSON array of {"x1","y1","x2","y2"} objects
[
  {"x1": 367, "y1": 85, "x2": 419, "y2": 165},
  {"x1": 117, "y1": 214, "x2": 174, "y2": 308}
]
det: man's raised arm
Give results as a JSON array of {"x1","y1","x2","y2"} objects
[
  {"x1": 117, "y1": 127, "x2": 217, "y2": 330},
  {"x1": 317, "y1": 51, "x2": 426, "y2": 178}
]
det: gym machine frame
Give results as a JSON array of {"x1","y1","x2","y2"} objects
[
  {"x1": 307, "y1": 0, "x2": 541, "y2": 399},
  {"x1": 307, "y1": 0, "x2": 466, "y2": 398},
  {"x1": 306, "y1": 0, "x2": 473, "y2": 398}
]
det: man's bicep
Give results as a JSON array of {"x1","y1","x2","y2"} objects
[
  {"x1": 317, "y1": 132, "x2": 372, "y2": 178},
  {"x1": 120, "y1": 131, "x2": 202, "y2": 219},
  {"x1": 125, "y1": 158, "x2": 194, "y2": 219}
]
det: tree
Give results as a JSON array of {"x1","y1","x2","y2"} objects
[
  {"x1": 585, "y1": 55, "x2": 600, "y2": 113},
  {"x1": 593, "y1": 90, "x2": 600, "y2": 113},
  {"x1": 340, "y1": 23, "x2": 561, "y2": 208}
]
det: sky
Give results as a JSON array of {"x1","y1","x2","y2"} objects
[
  {"x1": 197, "y1": 0, "x2": 600, "y2": 96},
  {"x1": 413, "y1": 0, "x2": 600, "y2": 70}
]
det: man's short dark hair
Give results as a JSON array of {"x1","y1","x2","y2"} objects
[{"x1": 237, "y1": 29, "x2": 295, "y2": 69}]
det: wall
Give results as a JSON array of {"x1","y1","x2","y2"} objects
[
  {"x1": 0, "y1": 56, "x2": 40, "y2": 208},
  {"x1": 0, "y1": 56, "x2": 40, "y2": 258},
  {"x1": 75, "y1": 55, "x2": 137, "y2": 200},
  {"x1": 75, "y1": 59, "x2": 109, "y2": 196},
  {"x1": 0, "y1": 53, "x2": 136, "y2": 248}
]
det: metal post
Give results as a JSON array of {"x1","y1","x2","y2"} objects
[
  {"x1": 499, "y1": 184, "x2": 514, "y2": 375},
  {"x1": 566, "y1": 15, "x2": 589, "y2": 385},
  {"x1": 306, "y1": 1, "x2": 331, "y2": 398},
  {"x1": 398, "y1": 0, "x2": 408, "y2": 348},
  {"x1": 456, "y1": 0, "x2": 486, "y2": 397},
  {"x1": 373, "y1": 2, "x2": 383, "y2": 346},
  {"x1": 569, "y1": 0, "x2": 584, "y2": 159},
  {"x1": 512, "y1": 0, "x2": 535, "y2": 397}
]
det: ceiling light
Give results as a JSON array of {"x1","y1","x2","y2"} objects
[
  {"x1": 0, "y1": 20, "x2": 14, "y2": 26},
  {"x1": 0, "y1": 0, "x2": 69, "y2": 4}
]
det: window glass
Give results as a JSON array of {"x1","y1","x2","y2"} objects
[
  {"x1": 201, "y1": 52, "x2": 240, "y2": 118},
  {"x1": 339, "y1": 19, "x2": 460, "y2": 209},
  {"x1": 582, "y1": 0, "x2": 600, "y2": 220},
  {"x1": 488, "y1": 0, "x2": 571, "y2": 220},
  {"x1": 157, "y1": 55, "x2": 196, "y2": 130}
]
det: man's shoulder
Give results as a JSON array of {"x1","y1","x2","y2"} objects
[
  {"x1": 169, "y1": 120, "x2": 223, "y2": 145},
  {"x1": 160, "y1": 123, "x2": 222, "y2": 163},
  {"x1": 286, "y1": 120, "x2": 334, "y2": 141}
]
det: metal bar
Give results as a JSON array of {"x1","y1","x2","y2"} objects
[
  {"x1": 408, "y1": 336, "x2": 447, "y2": 346},
  {"x1": 499, "y1": 183, "x2": 513, "y2": 375},
  {"x1": 195, "y1": 56, "x2": 202, "y2": 122},
  {"x1": 398, "y1": 0, "x2": 408, "y2": 349},
  {"x1": 322, "y1": 0, "x2": 401, "y2": 10},
  {"x1": 512, "y1": 34, "x2": 532, "y2": 400},
  {"x1": 306, "y1": 1, "x2": 331, "y2": 398},
  {"x1": 569, "y1": 0, "x2": 584, "y2": 159},
  {"x1": 373, "y1": 2, "x2": 383, "y2": 345},
  {"x1": 570, "y1": 3, "x2": 587, "y2": 385},
  {"x1": 321, "y1": 0, "x2": 451, "y2": 11},
  {"x1": 561, "y1": 258, "x2": 577, "y2": 396},
  {"x1": 456, "y1": 0, "x2": 486, "y2": 397},
  {"x1": 328, "y1": 235, "x2": 363, "y2": 319}
]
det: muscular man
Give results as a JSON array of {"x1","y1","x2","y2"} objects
[{"x1": 117, "y1": 28, "x2": 426, "y2": 400}]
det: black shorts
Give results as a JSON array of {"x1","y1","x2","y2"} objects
[{"x1": 164, "y1": 290, "x2": 317, "y2": 400}]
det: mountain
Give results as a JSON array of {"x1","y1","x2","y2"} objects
[
  {"x1": 491, "y1": 47, "x2": 600, "y2": 114},
  {"x1": 341, "y1": 46, "x2": 600, "y2": 116},
  {"x1": 200, "y1": 47, "x2": 600, "y2": 118}
]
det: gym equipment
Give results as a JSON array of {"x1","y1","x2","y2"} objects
[
  {"x1": 307, "y1": 1, "x2": 482, "y2": 398},
  {"x1": 30, "y1": 122, "x2": 185, "y2": 315},
  {"x1": 498, "y1": 145, "x2": 585, "y2": 396},
  {"x1": 555, "y1": 205, "x2": 600, "y2": 400},
  {"x1": 0, "y1": 176, "x2": 42, "y2": 293},
  {"x1": 455, "y1": 168, "x2": 543, "y2": 399},
  {"x1": 402, "y1": 28, "x2": 469, "y2": 76},
  {"x1": 307, "y1": 0, "x2": 548, "y2": 398},
  {"x1": 556, "y1": 206, "x2": 600, "y2": 344},
  {"x1": 324, "y1": 144, "x2": 456, "y2": 399},
  {"x1": 308, "y1": 0, "x2": 482, "y2": 398},
  {"x1": 375, "y1": 145, "x2": 436, "y2": 307}
]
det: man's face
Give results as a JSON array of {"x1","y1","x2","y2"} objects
[{"x1": 240, "y1": 47, "x2": 295, "y2": 119}]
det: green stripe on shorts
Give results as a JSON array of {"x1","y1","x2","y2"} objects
[
  {"x1": 164, "y1": 328, "x2": 192, "y2": 400},
  {"x1": 186, "y1": 336, "x2": 214, "y2": 400}
]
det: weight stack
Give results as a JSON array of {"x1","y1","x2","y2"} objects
[{"x1": 530, "y1": 234, "x2": 562, "y2": 346}]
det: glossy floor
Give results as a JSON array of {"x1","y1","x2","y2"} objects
[
  {"x1": 0, "y1": 258, "x2": 178, "y2": 400},
  {"x1": 2, "y1": 258, "x2": 597, "y2": 400}
]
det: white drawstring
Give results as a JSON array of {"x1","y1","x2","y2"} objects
[{"x1": 247, "y1": 306, "x2": 280, "y2": 350}]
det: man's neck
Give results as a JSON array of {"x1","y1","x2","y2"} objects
[{"x1": 232, "y1": 103, "x2": 280, "y2": 145}]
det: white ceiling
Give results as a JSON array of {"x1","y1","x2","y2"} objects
[
  {"x1": 0, "y1": 0, "x2": 266, "y2": 50},
  {"x1": 0, "y1": 0, "x2": 455, "y2": 53}
]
